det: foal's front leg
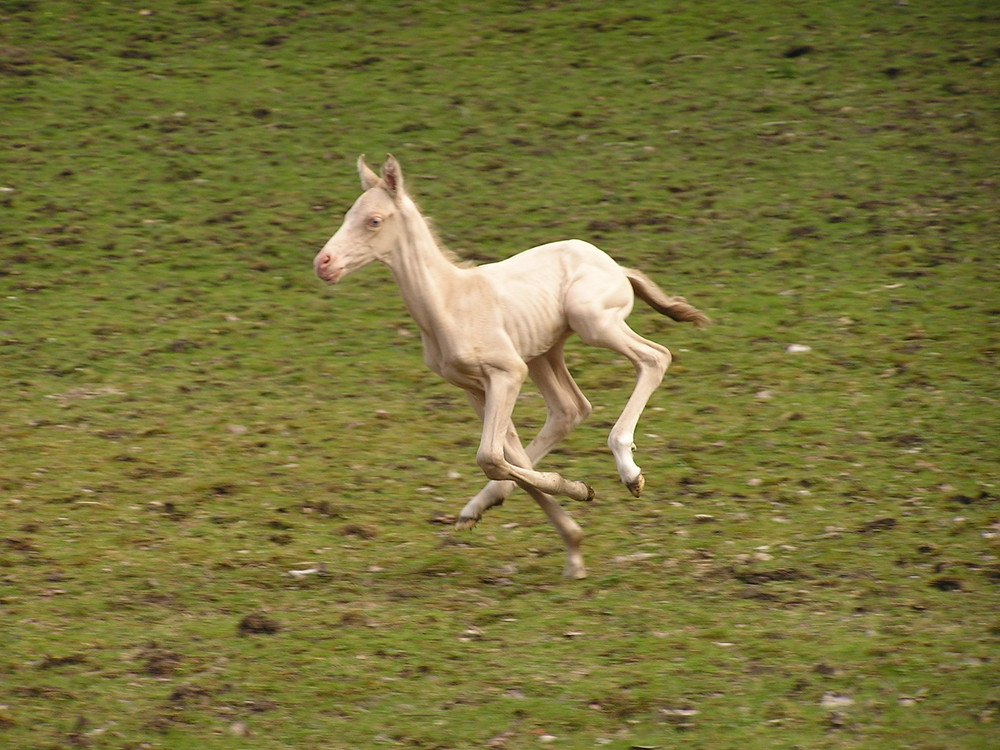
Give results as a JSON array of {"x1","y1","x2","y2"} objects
[
  {"x1": 460, "y1": 348, "x2": 593, "y2": 525},
  {"x1": 458, "y1": 382, "x2": 587, "y2": 579},
  {"x1": 473, "y1": 367, "x2": 594, "y2": 503}
]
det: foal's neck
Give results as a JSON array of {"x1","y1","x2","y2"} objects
[{"x1": 388, "y1": 197, "x2": 466, "y2": 331}]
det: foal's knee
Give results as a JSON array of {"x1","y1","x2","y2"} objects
[{"x1": 476, "y1": 450, "x2": 511, "y2": 482}]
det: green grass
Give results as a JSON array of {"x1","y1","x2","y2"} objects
[{"x1": 2, "y1": 1, "x2": 998, "y2": 748}]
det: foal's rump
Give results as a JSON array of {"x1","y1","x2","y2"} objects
[{"x1": 534, "y1": 239, "x2": 709, "y2": 330}]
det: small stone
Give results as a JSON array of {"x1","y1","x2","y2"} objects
[
  {"x1": 460, "y1": 627, "x2": 484, "y2": 641},
  {"x1": 820, "y1": 692, "x2": 854, "y2": 708}
]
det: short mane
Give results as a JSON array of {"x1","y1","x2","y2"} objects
[{"x1": 401, "y1": 193, "x2": 475, "y2": 268}]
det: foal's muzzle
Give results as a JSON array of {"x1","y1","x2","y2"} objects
[{"x1": 314, "y1": 252, "x2": 345, "y2": 283}]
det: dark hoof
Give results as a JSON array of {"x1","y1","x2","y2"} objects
[{"x1": 626, "y1": 474, "x2": 645, "y2": 498}]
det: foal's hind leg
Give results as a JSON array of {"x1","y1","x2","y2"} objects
[
  {"x1": 512, "y1": 474, "x2": 586, "y2": 579},
  {"x1": 459, "y1": 345, "x2": 592, "y2": 526},
  {"x1": 572, "y1": 314, "x2": 671, "y2": 497}
]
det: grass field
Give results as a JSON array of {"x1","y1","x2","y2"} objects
[{"x1": 2, "y1": 1, "x2": 998, "y2": 748}]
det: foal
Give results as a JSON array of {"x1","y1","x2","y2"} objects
[{"x1": 314, "y1": 156, "x2": 707, "y2": 578}]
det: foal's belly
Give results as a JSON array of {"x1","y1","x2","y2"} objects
[{"x1": 423, "y1": 316, "x2": 563, "y2": 392}]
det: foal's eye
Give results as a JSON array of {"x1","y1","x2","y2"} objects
[{"x1": 367, "y1": 216, "x2": 383, "y2": 228}]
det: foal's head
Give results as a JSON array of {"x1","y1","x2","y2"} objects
[{"x1": 314, "y1": 155, "x2": 406, "y2": 284}]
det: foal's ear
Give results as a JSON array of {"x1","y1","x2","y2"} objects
[
  {"x1": 358, "y1": 155, "x2": 380, "y2": 191},
  {"x1": 382, "y1": 154, "x2": 404, "y2": 198}
]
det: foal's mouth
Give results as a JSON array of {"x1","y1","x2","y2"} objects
[{"x1": 316, "y1": 266, "x2": 346, "y2": 284}]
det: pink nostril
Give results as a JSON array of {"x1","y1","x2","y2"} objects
[{"x1": 320, "y1": 254, "x2": 331, "y2": 266}]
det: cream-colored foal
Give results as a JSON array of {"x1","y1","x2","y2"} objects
[{"x1": 314, "y1": 155, "x2": 707, "y2": 578}]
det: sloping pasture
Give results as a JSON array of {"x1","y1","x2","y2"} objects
[{"x1": 2, "y1": 2, "x2": 998, "y2": 748}]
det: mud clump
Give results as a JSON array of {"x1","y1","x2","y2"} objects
[{"x1": 238, "y1": 613, "x2": 281, "y2": 635}]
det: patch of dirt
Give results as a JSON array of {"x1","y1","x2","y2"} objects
[
  {"x1": 341, "y1": 523, "x2": 378, "y2": 540},
  {"x1": 145, "y1": 683, "x2": 220, "y2": 733},
  {"x1": 981, "y1": 564, "x2": 1000, "y2": 584},
  {"x1": 949, "y1": 491, "x2": 996, "y2": 505},
  {"x1": 783, "y1": 44, "x2": 816, "y2": 58},
  {"x1": 731, "y1": 567, "x2": 808, "y2": 585},
  {"x1": 856, "y1": 517, "x2": 897, "y2": 533},
  {"x1": 168, "y1": 684, "x2": 216, "y2": 705},
  {"x1": 929, "y1": 577, "x2": 963, "y2": 592},
  {"x1": 297, "y1": 500, "x2": 345, "y2": 518},
  {"x1": 339, "y1": 611, "x2": 370, "y2": 627},
  {"x1": 38, "y1": 653, "x2": 88, "y2": 669},
  {"x1": 238, "y1": 613, "x2": 281, "y2": 635},
  {"x1": 3, "y1": 537, "x2": 38, "y2": 553},
  {"x1": 139, "y1": 644, "x2": 182, "y2": 676}
]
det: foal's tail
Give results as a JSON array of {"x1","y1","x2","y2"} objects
[{"x1": 625, "y1": 268, "x2": 710, "y2": 327}]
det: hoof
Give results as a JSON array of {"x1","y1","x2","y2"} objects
[
  {"x1": 584, "y1": 483, "x2": 595, "y2": 502},
  {"x1": 455, "y1": 516, "x2": 479, "y2": 531},
  {"x1": 626, "y1": 474, "x2": 645, "y2": 498},
  {"x1": 563, "y1": 564, "x2": 588, "y2": 579}
]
